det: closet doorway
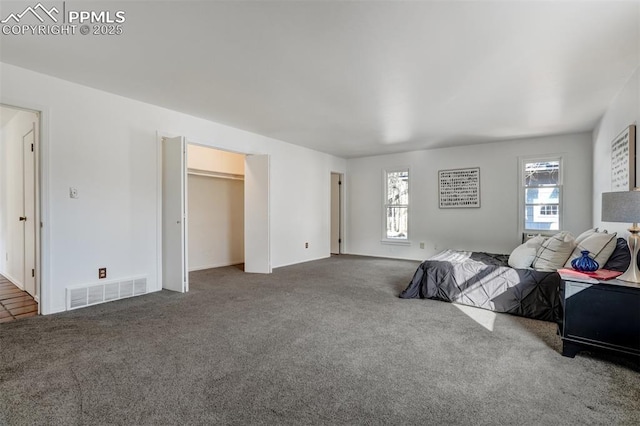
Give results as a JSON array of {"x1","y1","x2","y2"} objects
[
  {"x1": 187, "y1": 144, "x2": 245, "y2": 271},
  {"x1": 161, "y1": 135, "x2": 271, "y2": 292}
]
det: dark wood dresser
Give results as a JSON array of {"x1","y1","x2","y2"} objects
[{"x1": 559, "y1": 278, "x2": 640, "y2": 358}]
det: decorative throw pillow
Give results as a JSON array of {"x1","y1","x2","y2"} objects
[
  {"x1": 532, "y1": 231, "x2": 576, "y2": 271},
  {"x1": 508, "y1": 236, "x2": 545, "y2": 269},
  {"x1": 575, "y1": 228, "x2": 597, "y2": 245},
  {"x1": 603, "y1": 238, "x2": 631, "y2": 272},
  {"x1": 564, "y1": 231, "x2": 617, "y2": 269}
]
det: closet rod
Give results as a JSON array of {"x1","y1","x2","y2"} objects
[{"x1": 187, "y1": 168, "x2": 244, "y2": 181}]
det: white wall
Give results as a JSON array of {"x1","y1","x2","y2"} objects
[
  {"x1": 592, "y1": 67, "x2": 640, "y2": 235},
  {"x1": 188, "y1": 174, "x2": 244, "y2": 271},
  {"x1": 270, "y1": 142, "x2": 342, "y2": 267},
  {"x1": 346, "y1": 133, "x2": 593, "y2": 260},
  {"x1": 0, "y1": 109, "x2": 37, "y2": 287},
  {"x1": 0, "y1": 62, "x2": 346, "y2": 314}
]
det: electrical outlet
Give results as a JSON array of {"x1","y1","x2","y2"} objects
[
  {"x1": 419, "y1": 242, "x2": 425, "y2": 249},
  {"x1": 69, "y1": 187, "x2": 79, "y2": 199},
  {"x1": 98, "y1": 267, "x2": 107, "y2": 279},
  {"x1": 305, "y1": 242, "x2": 309, "y2": 249}
]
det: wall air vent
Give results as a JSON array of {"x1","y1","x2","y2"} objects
[
  {"x1": 66, "y1": 276, "x2": 148, "y2": 311},
  {"x1": 104, "y1": 282, "x2": 119, "y2": 301},
  {"x1": 120, "y1": 280, "x2": 134, "y2": 298},
  {"x1": 87, "y1": 285, "x2": 103, "y2": 305},
  {"x1": 134, "y1": 278, "x2": 146, "y2": 295},
  {"x1": 69, "y1": 288, "x2": 88, "y2": 309}
]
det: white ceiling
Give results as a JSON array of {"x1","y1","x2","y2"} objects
[{"x1": 1, "y1": 1, "x2": 638, "y2": 158}]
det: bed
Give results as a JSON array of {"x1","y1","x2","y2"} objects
[
  {"x1": 399, "y1": 250, "x2": 562, "y2": 322},
  {"x1": 399, "y1": 232, "x2": 631, "y2": 322}
]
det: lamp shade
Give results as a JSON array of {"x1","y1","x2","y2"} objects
[{"x1": 602, "y1": 191, "x2": 640, "y2": 223}]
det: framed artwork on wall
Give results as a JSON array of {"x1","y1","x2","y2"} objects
[
  {"x1": 611, "y1": 124, "x2": 636, "y2": 191},
  {"x1": 438, "y1": 167, "x2": 480, "y2": 208}
]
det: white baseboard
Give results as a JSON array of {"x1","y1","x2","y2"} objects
[
  {"x1": 274, "y1": 255, "x2": 331, "y2": 269},
  {"x1": 339, "y1": 251, "x2": 422, "y2": 262}
]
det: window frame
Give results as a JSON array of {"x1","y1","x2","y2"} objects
[
  {"x1": 518, "y1": 155, "x2": 564, "y2": 238},
  {"x1": 382, "y1": 167, "x2": 411, "y2": 245}
]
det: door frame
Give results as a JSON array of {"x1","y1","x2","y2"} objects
[
  {"x1": 22, "y1": 123, "x2": 37, "y2": 296},
  {"x1": 330, "y1": 172, "x2": 345, "y2": 254},
  {"x1": 1, "y1": 102, "x2": 45, "y2": 314}
]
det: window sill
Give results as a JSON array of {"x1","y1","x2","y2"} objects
[
  {"x1": 523, "y1": 230, "x2": 558, "y2": 235},
  {"x1": 381, "y1": 239, "x2": 411, "y2": 246}
]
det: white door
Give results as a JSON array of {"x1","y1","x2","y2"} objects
[
  {"x1": 330, "y1": 173, "x2": 341, "y2": 254},
  {"x1": 162, "y1": 136, "x2": 188, "y2": 292},
  {"x1": 244, "y1": 154, "x2": 271, "y2": 273},
  {"x1": 22, "y1": 125, "x2": 36, "y2": 297}
]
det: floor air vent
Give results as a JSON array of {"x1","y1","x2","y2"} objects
[{"x1": 66, "y1": 276, "x2": 148, "y2": 310}]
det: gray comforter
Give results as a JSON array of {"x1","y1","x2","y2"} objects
[{"x1": 400, "y1": 250, "x2": 562, "y2": 322}]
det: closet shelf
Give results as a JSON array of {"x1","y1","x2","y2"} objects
[{"x1": 187, "y1": 168, "x2": 244, "y2": 181}]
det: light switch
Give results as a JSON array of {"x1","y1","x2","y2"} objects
[{"x1": 69, "y1": 187, "x2": 78, "y2": 199}]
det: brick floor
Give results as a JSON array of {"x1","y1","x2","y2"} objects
[{"x1": 0, "y1": 275, "x2": 37, "y2": 323}]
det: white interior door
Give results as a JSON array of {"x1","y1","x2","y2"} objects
[
  {"x1": 22, "y1": 125, "x2": 36, "y2": 297},
  {"x1": 244, "y1": 154, "x2": 271, "y2": 273},
  {"x1": 162, "y1": 136, "x2": 188, "y2": 292}
]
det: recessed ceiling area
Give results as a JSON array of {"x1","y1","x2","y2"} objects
[{"x1": 0, "y1": 1, "x2": 638, "y2": 158}]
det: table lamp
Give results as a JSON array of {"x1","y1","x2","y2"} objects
[{"x1": 602, "y1": 190, "x2": 640, "y2": 283}]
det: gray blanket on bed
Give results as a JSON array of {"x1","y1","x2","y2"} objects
[{"x1": 399, "y1": 250, "x2": 562, "y2": 322}]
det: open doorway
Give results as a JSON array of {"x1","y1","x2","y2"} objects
[
  {"x1": 187, "y1": 144, "x2": 245, "y2": 271},
  {"x1": 0, "y1": 104, "x2": 40, "y2": 320},
  {"x1": 331, "y1": 172, "x2": 343, "y2": 255}
]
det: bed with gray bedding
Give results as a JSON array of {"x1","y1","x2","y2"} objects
[{"x1": 399, "y1": 250, "x2": 562, "y2": 322}]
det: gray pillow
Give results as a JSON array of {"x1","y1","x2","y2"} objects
[{"x1": 602, "y1": 238, "x2": 632, "y2": 272}]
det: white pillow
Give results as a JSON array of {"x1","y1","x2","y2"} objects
[
  {"x1": 508, "y1": 236, "x2": 546, "y2": 269},
  {"x1": 564, "y1": 231, "x2": 618, "y2": 269},
  {"x1": 532, "y1": 231, "x2": 576, "y2": 271},
  {"x1": 575, "y1": 228, "x2": 597, "y2": 245}
]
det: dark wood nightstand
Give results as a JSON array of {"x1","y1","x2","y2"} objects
[{"x1": 559, "y1": 278, "x2": 640, "y2": 358}]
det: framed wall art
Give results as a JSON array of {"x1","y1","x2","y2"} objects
[
  {"x1": 438, "y1": 167, "x2": 480, "y2": 208},
  {"x1": 611, "y1": 124, "x2": 636, "y2": 191}
]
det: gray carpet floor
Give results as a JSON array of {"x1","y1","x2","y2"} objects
[{"x1": 0, "y1": 255, "x2": 638, "y2": 425}]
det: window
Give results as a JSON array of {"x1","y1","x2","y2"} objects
[
  {"x1": 384, "y1": 169, "x2": 409, "y2": 240},
  {"x1": 521, "y1": 158, "x2": 562, "y2": 232}
]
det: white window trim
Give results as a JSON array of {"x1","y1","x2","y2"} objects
[
  {"x1": 381, "y1": 167, "x2": 411, "y2": 245},
  {"x1": 518, "y1": 155, "x2": 564, "y2": 239}
]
